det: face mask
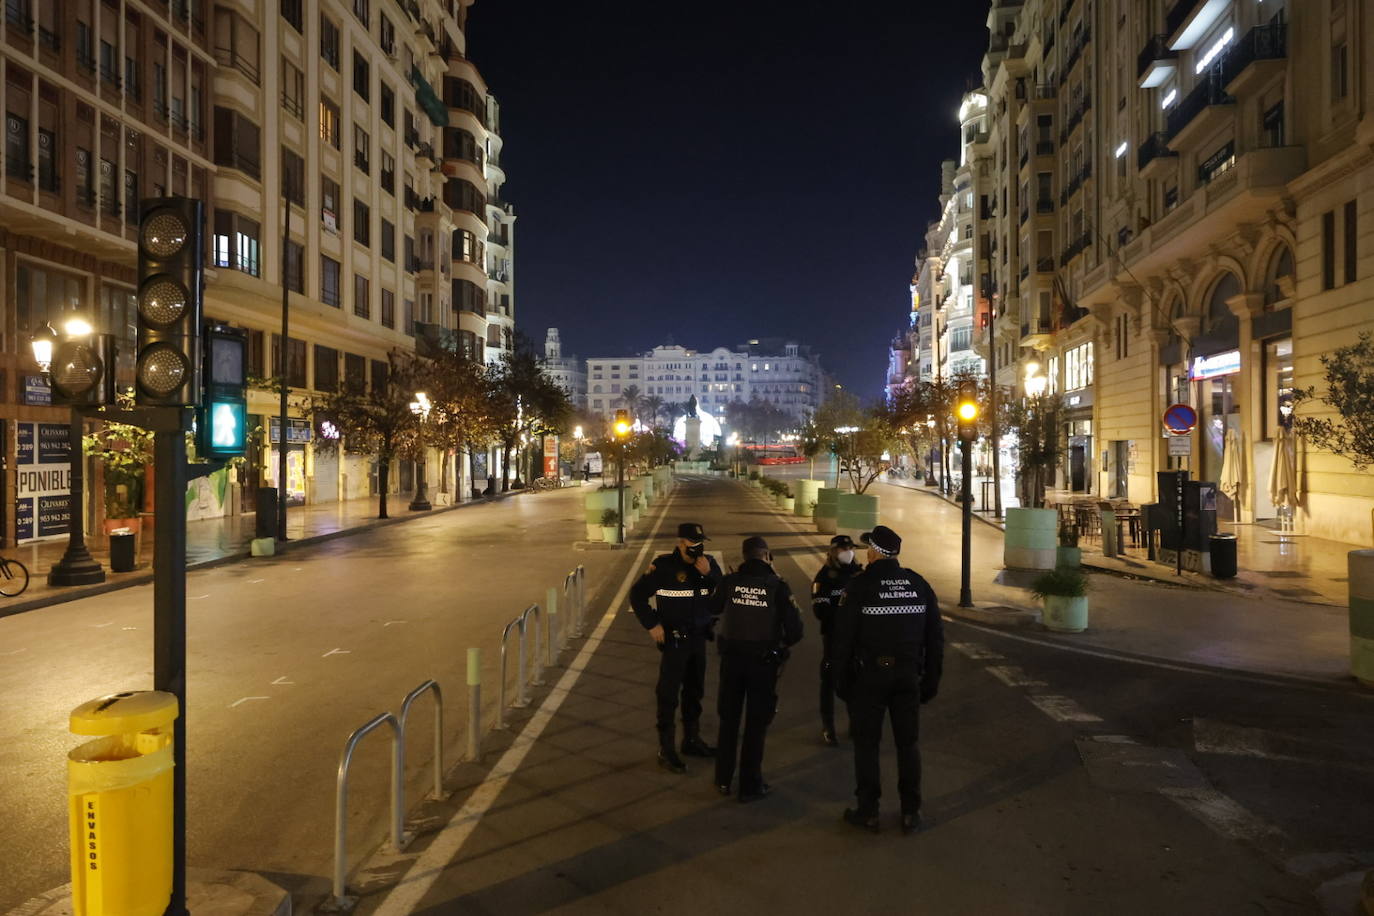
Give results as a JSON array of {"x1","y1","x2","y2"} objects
[
  {"x1": 686, "y1": 543, "x2": 705, "y2": 559},
  {"x1": 837, "y1": 550, "x2": 855, "y2": 566}
]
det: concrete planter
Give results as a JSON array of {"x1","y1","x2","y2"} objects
[
  {"x1": 1351, "y1": 550, "x2": 1374, "y2": 688},
  {"x1": 1056, "y1": 546, "x2": 1082, "y2": 568},
  {"x1": 793, "y1": 479, "x2": 821, "y2": 518},
  {"x1": 631, "y1": 477, "x2": 651, "y2": 507},
  {"x1": 775, "y1": 491, "x2": 789, "y2": 509},
  {"x1": 601, "y1": 526, "x2": 621, "y2": 544},
  {"x1": 584, "y1": 488, "x2": 619, "y2": 540},
  {"x1": 815, "y1": 487, "x2": 841, "y2": 534},
  {"x1": 837, "y1": 492, "x2": 879, "y2": 541},
  {"x1": 1042, "y1": 595, "x2": 1088, "y2": 633},
  {"x1": 1005, "y1": 508, "x2": 1058, "y2": 570},
  {"x1": 782, "y1": 497, "x2": 796, "y2": 513}
]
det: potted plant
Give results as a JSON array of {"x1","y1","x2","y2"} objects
[
  {"x1": 1031, "y1": 566, "x2": 1090, "y2": 633},
  {"x1": 1057, "y1": 523, "x2": 1081, "y2": 568},
  {"x1": 85, "y1": 420, "x2": 155, "y2": 544},
  {"x1": 781, "y1": 487, "x2": 795, "y2": 513},
  {"x1": 600, "y1": 508, "x2": 621, "y2": 544}
]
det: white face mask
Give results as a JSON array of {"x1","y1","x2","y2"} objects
[{"x1": 837, "y1": 550, "x2": 855, "y2": 566}]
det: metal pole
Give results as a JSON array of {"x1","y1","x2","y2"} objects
[
  {"x1": 617, "y1": 443, "x2": 625, "y2": 544},
  {"x1": 466, "y1": 647, "x2": 482, "y2": 761},
  {"x1": 277, "y1": 165, "x2": 291, "y2": 542},
  {"x1": 546, "y1": 586, "x2": 558, "y2": 663},
  {"x1": 1176, "y1": 469, "x2": 1185, "y2": 576},
  {"x1": 48, "y1": 407, "x2": 105, "y2": 585},
  {"x1": 959, "y1": 434, "x2": 974, "y2": 608},
  {"x1": 516, "y1": 615, "x2": 529, "y2": 706},
  {"x1": 988, "y1": 325, "x2": 1003, "y2": 520},
  {"x1": 153, "y1": 419, "x2": 188, "y2": 916}
]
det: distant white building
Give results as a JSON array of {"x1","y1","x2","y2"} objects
[
  {"x1": 542, "y1": 328, "x2": 587, "y2": 409},
  {"x1": 584, "y1": 339, "x2": 825, "y2": 425}
]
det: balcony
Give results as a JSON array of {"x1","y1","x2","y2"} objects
[
  {"x1": 1059, "y1": 164, "x2": 1091, "y2": 205},
  {"x1": 37, "y1": 25, "x2": 58, "y2": 50},
  {"x1": 1059, "y1": 232, "x2": 1091, "y2": 267},
  {"x1": 1166, "y1": 0, "x2": 1229, "y2": 51},
  {"x1": 1166, "y1": 69, "x2": 1233, "y2": 149},
  {"x1": 1059, "y1": 93, "x2": 1090, "y2": 143},
  {"x1": 1036, "y1": 257, "x2": 1055, "y2": 273},
  {"x1": 1035, "y1": 139, "x2": 1054, "y2": 156},
  {"x1": 1219, "y1": 22, "x2": 1286, "y2": 96},
  {"x1": 1137, "y1": 34, "x2": 1177, "y2": 87},
  {"x1": 1137, "y1": 131, "x2": 1178, "y2": 179}
]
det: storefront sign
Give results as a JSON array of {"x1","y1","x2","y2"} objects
[
  {"x1": 22, "y1": 374, "x2": 51, "y2": 406},
  {"x1": 1189, "y1": 349, "x2": 1241, "y2": 381},
  {"x1": 268, "y1": 417, "x2": 312, "y2": 444},
  {"x1": 16, "y1": 422, "x2": 72, "y2": 542}
]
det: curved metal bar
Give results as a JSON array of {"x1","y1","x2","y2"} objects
[
  {"x1": 332, "y1": 712, "x2": 403, "y2": 907},
  {"x1": 399, "y1": 680, "x2": 446, "y2": 801},
  {"x1": 564, "y1": 571, "x2": 581, "y2": 640},
  {"x1": 497, "y1": 616, "x2": 525, "y2": 728},
  {"x1": 521, "y1": 604, "x2": 544, "y2": 688}
]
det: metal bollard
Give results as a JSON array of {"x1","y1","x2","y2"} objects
[
  {"x1": 331, "y1": 712, "x2": 408, "y2": 910},
  {"x1": 546, "y1": 586, "x2": 559, "y2": 663},
  {"x1": 399, "y1": 680, "x2": 446, "y2": 801},
  {"x1": 522, "y1": 604, "x2": 544, "y2": 687},
  {"x1": 466, "y1": 647, "x2": 482, "y2": 761},
  {"x1": 498, "y1": 617, "x2": 525, "y2": 728}
]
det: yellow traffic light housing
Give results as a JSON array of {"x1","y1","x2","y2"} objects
[
  {"x1": 613, "y1": 409, "x2": 632, "y2": 439},
  {"x1": 957, "y1": 401, "x2": 979, "y2": 422},
  {"x1": 956, "y1": 381, "x2": 979, "y2": 442}
]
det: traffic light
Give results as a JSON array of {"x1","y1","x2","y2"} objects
[
  {"x1": 135, "y1": 197, "x2": 203, "y2": 406},
  {"x1": 196, "y1": 324, "x2": 248, "y2": 458},
  {"x1": 613, "y1": 409, "x2": 632, "y2": 439},
  {"x1": 49, "y1": 325, "x2": 118, "y2": 407},
  {"x1": 956, "y1": 381, "x2": 979, "y2": 442}
]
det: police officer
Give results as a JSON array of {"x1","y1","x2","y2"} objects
[
  {"x1": 830, "y1": 525, "x2": 943, "y2": 834},
  {"x1": 811, "y1": 534, "x2": 863, "y2": 746},
  {"x1": 630, "y1": 522, "x2": 724, "y2": 773},
  {"x1": 709, "y1": 536, "x2": 804, "y2": 802}
]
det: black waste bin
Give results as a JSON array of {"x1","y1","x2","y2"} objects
[
  {"x1": 1209, "y1": 533, "x2": 1238, "y2": 579},
  {"x1": 256, "y1": 487, "x2": 278, "y2": 539},
  {"x1": 109, "y1": 530, "x2": 137, "y2": 573}
]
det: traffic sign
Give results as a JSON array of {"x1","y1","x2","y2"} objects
[
  {"x1": 1168, "y1": 437, "x2": 1192, "y2": 456},
  {"x1": 1163, "y1": 403, "x2": 1197, "y2": 435}
]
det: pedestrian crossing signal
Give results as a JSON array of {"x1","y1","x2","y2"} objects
[{"x1": 196, "y1": 325, "x2": 248, "y2": 458}]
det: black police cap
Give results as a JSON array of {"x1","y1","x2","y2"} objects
[
  {"x1": 830, "y1": 535, "x2": 856, "y2": 549},
  {"x1": 678, "y1": 522, "x2": 708, "y2": 543},
  {"x1": 860, "y1": 525, "x2": 902, "y2": 556}
]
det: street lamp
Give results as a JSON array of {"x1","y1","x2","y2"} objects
[
  {"x1": 956, "y1": 382, "x2": 979, "y2": 608},
  {"x1": 30, "y1": 321, "x2": 106, "y2": 586},
  {"x1": 613, "y1": 409, "x2": 631, "y2": 544},
  {"x1": 409, "y1": 391, "x2": 432, "y2": 511},
  {"x1": 1024, "y1": 360, "x2": 1048, "y2": 398}
]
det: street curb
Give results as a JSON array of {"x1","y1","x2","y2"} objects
[
  {"x1": 0, "y1": 491, "x2": 523, "y2": 620},
  {"x1": 6, "y1": 868, "x2": 290, "y2": 916},
  {"x1": 942, "y1": 603, "x2": 1040, "y2": 628}
]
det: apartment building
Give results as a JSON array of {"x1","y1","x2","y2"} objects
[
  {"x1": 541, "y1": 326, "x2": 585, "y2": 410},
  {"x1": 966, "y1": 0, "x2": 1373, "y2": 545}
]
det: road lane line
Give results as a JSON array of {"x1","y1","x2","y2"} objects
[
  {"x1": 322, "y1": 648, "x2": 351, "y2": 657},
  {"x1": 370, "y1": 486, "x2": 679, "y2": 916},
  {"x1": 985, "y1": 665, "x2": 1047, "y2": 688},
  {"x1": 229, "y1": 696, "x2": 270, "y2": 708},
  {"x1": 1026, "y1": 694, "x2": 1102, "y2": 723},
  {"x1": 950, "y1": 642, "x2": 1005, "y2": 661},
  {"x1": 1160, "y1": 786, "x2": 1284, "y2": 845},
  {"x1": 271, "y1": 676, "x2": 295, "y2": 686}
]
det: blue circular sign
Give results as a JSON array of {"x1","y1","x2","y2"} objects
[{"x1": 1163, "y1": 403, "x2": 1197, "y2": 435}]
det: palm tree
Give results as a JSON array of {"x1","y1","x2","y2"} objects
[
  {"x1": 642, "y1": 394, "x2": 666, "y2": 429},
  {"x1": 620, "y1": 384, "x2": 643, "y2": 423}
]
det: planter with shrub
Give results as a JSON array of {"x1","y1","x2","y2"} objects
[{"x1": 1031, "y1": 565, "x2": 1090, "y2": 633}]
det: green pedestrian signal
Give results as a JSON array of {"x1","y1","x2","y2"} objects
[{"x1": 197, "y1": 324, "x2": 248, "y2": 458}]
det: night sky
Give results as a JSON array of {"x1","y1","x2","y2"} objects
[{"x1": 466, "y1": 1, "x2": 990, "y2": 399}]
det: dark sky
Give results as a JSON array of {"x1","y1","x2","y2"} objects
[{"x1": 466, "y1": 1, "x2": 990, "y2": 399}]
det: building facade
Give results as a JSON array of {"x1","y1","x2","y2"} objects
[
  {"x1": 956, "y1": 0, "x2": 1373, "y2": 545},
  {"x1": 541, "y1": 327, "x2": 585, "y2": 409},
  {"x1": 1, "y1": 0, "x2": 513, "y2": 544},
  {"x1": 584, "y1": 339, "x2": 825, "y2": 426}
]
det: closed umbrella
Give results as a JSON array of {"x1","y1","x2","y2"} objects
[
  {"x1": 1269, "y1": 425, "x2": 1298, "y2": 529},
  {"x1": 1219, "y1": 427, "x2": 1244, "y2": 520}
]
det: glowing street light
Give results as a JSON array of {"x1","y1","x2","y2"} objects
[{"x1": 409, "y1": 391, "x2": 433, "y2": 511}]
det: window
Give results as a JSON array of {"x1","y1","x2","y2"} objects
[
  {"x1": 213, "y1": 106, "x2": 261, "y2": 178},
  {"x1": 280, "y1": 0, "x2": 302, "y2": 31},
  {"x1": 321, "y1": 255, "x2": 341, "y2": 307},
  {"x1": 281, "y1": 58, "x2": 304, "y2": 120},
  {"x1": 353, "y1": 273, "x2": 370, "y2": 319},
  {"x1": 950, "y1": 327, "x2": 971, "y2": 351},
  {"x1": 125, "y1": 56, "x2": 141, "y2": 101},
  {"x1": 211, "y1": 210, "x2": 261, "y2": 276},
  {"x1": 345, "y1": 353, "x2": 366, "y2": 392},
  {"x1": 5, "y1": 113, "x2": 28, "y2": 180},
  {"x1": 452, "y1": 279, "x2": 483, "y2": 312},
  {"x1": 320, "y1": 16, "x2": 339, "y2": 70},
  {"x1": 353, "y1": 200, "x2": 370, "y2": 245},
  {"x1": 1332, "y1": 42, "x2": 1349, "y2": 102},
  {"x1": 1064, "y1": 342, "x2": 1094, "y2": 390},
  {"x1": 1261, "y1": 101, "x2": 1284, "y2": 148},
  {"x1": 380, "y1": 150, "x2": 394, "y2": 193},
  {"x1": 371, "y1": 359, "x2": 388, "y2": 395},
  {"x1": 1198, "y1": 141, "x2": 1235, "y2": 185},
  {"x1": 455, "y1": 229, "x2": 480, "y2": 263},
  {"x1": 442, "y1": 179, "x2": 483, "y2": 216},
  {"x1": 1344, "y1": 200, "x2": 1358, "y2": 284},
  {"x1": 273, "y1": 335, "x2": 307, "y2": 388},
  {"x1": 213, "y1": 9, "x2": 260, "y2": 83},
  {"x1": 37, "y1": 127, "x2": 57, "y2": 191},
  {"x1": 123, "y1": 170, "x2": 138, "y2": 224},
  {"x1": 352, "y1": 51, "x2": 369, "y2": 102},
  {"x1": 403, "y1": 298, "x2": 414, "y2": 335},
  {"x1": 284, "y1": 239, "x2": 304, "y2": 293},
  {"x1": 1115, "y1": 314, "x2": 1129, "y2": 360},
  {"x1": 1263, "y1": 244, "x2": 1295, "y2": 309},
  {"x1": 76, "y1": 21, "x2": 93, "y2": 70},
  {"x1": 75, "y1": 147, "x2": 92, "y2": 204},
  {"x1": 1263, "y1": 338, "x2": 1294, "y2": 439},
  {"x1": 381, "y1": 219, "x2": 395, "y2": 261},
  {"x1": 281, "y1": 147, "x2": 304, "y2": 204},
  {"x1": 319, "y1": 97, "x2": 340, "y2": 148},
  {"x1": 1322, "y1": 210, "x2": 1336, "y2": 290},
  {"x1": 353, "y1": 125, "x2": 369, "y2": 173},
  {"x1": 321, "y1": 175, "x2": 339, "y2": 231},
  {"x1": 313, "y1": 345, "x2": 338, "y2": 391},
  {"x1": 380, "y1": 289, "x2": 395, "y2": 328},
  {"x1": 380, "y1": 14, "x2": 395, "y2": 56},
  {"x1": 15, "y1": 262, "x2": 84, "y2": 334},
  {"x1": 380, "y1": 82, "x2": 395, "y2": 127},
  {"x1": 352, "y1": 0, "x2": 368, "y2": 27}
]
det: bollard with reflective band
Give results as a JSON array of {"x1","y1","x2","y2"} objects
[
  {"x1": 466, "y1": 647, "x2": 482, "y2": 761},
  {"x1": 67, "y1": 691, "x2": 179, "y2": 916},
  {"x1": 546, "y1": 587, "x2": 559, "y2": 664}
]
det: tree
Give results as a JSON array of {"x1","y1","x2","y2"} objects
[
  {"x1": 641, "y1": 394, "x2": 666, "y2": 430},
  {"x1": 1294, "y1": 332, "x2": 1374, "y2": 468},
  {"x1": 1007, "y1": 392, "x2": 1062, "y2": 508},
  {"x1": 834, "y1": 411, "x2": 896, "y2": 495},
  {"x1": 486, "y1": 336, "x2": 574, "y2": 490},
  {"x1": 620, "y1": 384, "x2": 643, "y2": 422},
  {"x1": 312, "y1": 352, "x2": 423, "y2": 519},
  {"x1": 812, "y1": 390, "x2": 865, "y2": 487},
  {"x1": 884, "y1": 381, "x2": 941, "y2": 480},
  {"x1": 418, "y1": 347, "x2": 493, "y2": 497}
]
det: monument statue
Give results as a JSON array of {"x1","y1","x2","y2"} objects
[{"x1": 686, "y1": 395, "x2": 698, "y2": 418}]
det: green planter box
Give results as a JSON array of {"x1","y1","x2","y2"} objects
[
  {"x1": 793, "y1": 479, "x2": 821, "y2": 518},
  {"x1": 584, "y1": 488, "x2": 620, "y2": 540},
  {"x1": 1005, "y1": 507, "x2": 1057, "y2": 570},
  {"x1": 1043, "y1": 595, "x2": 1088, "y2": 633},
  {"x1": 815, "y1": 487, "x2": 841, "y2": 534},
  {"x1": 836, "y1": 492, "x2": 879, "y2": 539}
]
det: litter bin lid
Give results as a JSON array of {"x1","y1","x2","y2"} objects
[
  {"x1": 70, "y1": 690, "x2": 179, "y2": 736},
  {"x1": 1210, "y1": 533, "x2": 1238, "y2": 540}
]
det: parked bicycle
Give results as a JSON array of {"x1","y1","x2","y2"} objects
[
  {"x1": 0, "y1": 555, "x2": 30, "y2": 597},
  {"x1": 529, "y1": 477, "x2": 565, "y2": 492}
]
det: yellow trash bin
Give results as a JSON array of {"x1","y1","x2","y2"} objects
[{"x1": 67, "y1": 691, "x2": 179, "y2": 916}]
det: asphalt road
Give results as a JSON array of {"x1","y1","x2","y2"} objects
[
  {"x1": 348, "y1": 475, "x2": 1373, "y2": 915},
  {"x1": 0, "y1": 486, "x2": 645, "y2": 912}
]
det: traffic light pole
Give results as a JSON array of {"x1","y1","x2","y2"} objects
[
  {"x1": 617, "y1": 444, "x2": 625, "y2": 545},
  {"x1": 48, "y1": 407, "x2": 106, "y2": 586},
  {"x1": 959, "y1": 434, "x2": 974, "y2": 608},
  {"x1": 278, "y1": 171, "x2": 292, "y2": 542}
]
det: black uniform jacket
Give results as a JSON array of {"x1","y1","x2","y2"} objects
[
  {"x1": 829, "y1": 557, "x2": 944, "y2": 695},
  {"x1": 811, "y1": 560, "x2": 864, "y2": 635},
  {"x1": 630, "y1": 550, "x2": 724, "y2": 634},
  {"x1": 708, "y1": 558, "x2": 804, "y2": 657}
]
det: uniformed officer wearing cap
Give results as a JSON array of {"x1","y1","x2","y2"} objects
[
  {"x1": 630, "y1": 522, "x2": 724, "y2": 773},
  {"x1": 708, "y1": 536, "x2": 804, "y2": 802},
  {"x1": 812, "y1": 534, "x2": 863, "y2": 747},
  {"x1": 830, "y1": 524, "x2": 943, "y2": 834}
]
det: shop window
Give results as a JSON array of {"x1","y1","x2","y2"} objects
[{"x1": 1263, "y1": 338, "x2": 1294, "y2": 439}]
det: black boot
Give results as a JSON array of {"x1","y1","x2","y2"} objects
[
  {"x1": 821, "y1": 724, "x2": 839, "y2": 747},
  {"x1": 657, "y1": 728, "x2": 687, "y2": 774},
  {"x1": 680, "y1": 725, "x2": 716, "y2": 758},
  {"x1": 843, "y1": 808, "x2": 880, "y2": 834}
]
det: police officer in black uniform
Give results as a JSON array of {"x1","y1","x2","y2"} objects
[
  {"x1": 811, "y1": 534, "x2": 863, "y2": 746},
  {"x1": 831, "y1": 525, "x2": 943, "y2": 834},
  {"x1": 630, "y1": 522, "x2": 724, "y2": 773},
  {"x1": 709, "y1": 536, "x2": 804, "y2": 802}
]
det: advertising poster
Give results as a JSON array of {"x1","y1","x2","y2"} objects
[
  {"x1": 543, "y1": 435, "x2": 559, "y2": 477},
  {"x1": 16, "y1": 421, "x2": 72, "y2": 543}
]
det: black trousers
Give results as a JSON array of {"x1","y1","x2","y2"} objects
[
  {"x1": 714, "y1": 652, "x2": 779, "y2": 792},
  {"x1": 656, "y1": 634, "x2": 707, "y2": 733},
  {"x1": 847, "y1": 666, "x2": 922, "y2": 815},
  {"x1": 819, "y1": 632, "x2": 836, "y2": 730}
]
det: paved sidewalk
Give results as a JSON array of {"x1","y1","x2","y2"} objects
[{"x1": 0, "y1": 488, "x2": 537, "y2": 618}]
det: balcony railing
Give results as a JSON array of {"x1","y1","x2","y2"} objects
[
  {"x1": 99, "y1": 64, "x2": 122, "y2": 89},
  {"x1": 1036, "y1": 257, "x2": 1055, "y2": 273},
  {"x1": 1059, "y1": 232, "x2": 1091, "y2": 266},
  {"x1": 1036, "y1": 140, "x2": 1054, "y2": 155},
  {"x1": 1165, "y1": 0, "x2": 1201, "y2": 42},
  {"x1": 214, "y1": 47, "x2": 260, "y2": 84},
  {"x1": 1033, "y1": 83, "x2": 1056, "y2": 100},
  {"x1": 5, "y1": 5, "x2": 32, "y2": 30},
  {"x1": 1137, "y1": 131, "x2": 1177, "y2": 170},
  {"x1": 1036, "y1": 198, "x2": 1054, "y2": 213},
  {"x1": 1218, "y1": 22, "x2": 1286, "y2": 87},
  {"x1": 1137, "y1": 34, "x2": 1176, "y2": 79},
  {"x1": 1165, "y1": 68, "x2": 1233, "y2": 139},
  {"x1": 37, "y1": 25, "x2": 58, "y2": 50},
  {"x1": 76, "y1": 48, "x2": 95, "y2": 72}
]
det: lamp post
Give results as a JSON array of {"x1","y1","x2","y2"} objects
[
  {"x1": 613, "y1": 409, "x2": 631, "y2": 544},
  {"x1": 834, "y1": 425, "x2": 859, "y2": 489},
  {"x1": 924, "y1": 416, "x2": 938, "y2": 486},
  {"x1": 31, "y1": 320, "x2": 107, "y2": 586},
  {"x1": 956, "y1": 384, "x2": 979, "y2": 608},
  {"x1": 409, "y1": 391, "x2": 432, "y2": 511}
]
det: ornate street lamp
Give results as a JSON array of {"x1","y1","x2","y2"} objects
[{"x1": 409, "y1": 391, "x2": 432, "y2": 511}]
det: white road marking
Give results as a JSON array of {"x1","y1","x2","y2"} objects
[
  {"x1": 985, "y1": 665, "x2": 1047, "y2": 688},
  {"x1": 248, "y1": 578, "x2": 265, "y2": 584},
  {"x1": 190, "y1": 594, "x2": 210, "y2": 600},
  {"x1": 122, "y1": 626, "x2": 138, "y2": 631},
  {"x1": 322, "y1": 648, "x2": 351, "y2": 658},
  {"x1": 1161, "y1": 786, "x2": 1284, "y2": 845},
  {"x1": 950, "y1": 642, "x2": 1005, "y2": 661},
  {"x1": 370, "y1": 486, "x2": 679, "y2": 916},
  {"x1": 0, "y1": 648, "x2": 25, "y2": 656},
  {"x1": 271, "y1": 676, "x2": 295, "y2": 686},
  {"x1": 383, "y1": 620, "x2": 407, "y2": 627},
  {"x1": 90, "y1": 621, "x2": 114, "y2": 628},
  {"x1": 1027, "y1": 694, "x2": 1102, "y2": 723},
  {"x1": 229, "y1": 696, "x2": 270, "y2": 708}
]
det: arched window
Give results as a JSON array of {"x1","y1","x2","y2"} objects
[
  {"x1": 1165, "y1": 296, "x2": 1185, "y2": 345},
  {"x1": 1263, "y1": 244, "x2": 1295, "y2": 309},
  {"x1": 1205, "y1": 272, "x2": 1241, "y2": 334}
]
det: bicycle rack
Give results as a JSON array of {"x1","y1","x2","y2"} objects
[
  {"x1": 497, "y1": 615, "x2": 526, "y2": 728},
  {"x1": 398, "y1": 680, "x2": 448, "y2": 802},
  {"x1": 521, "y1": 603, "x2": 544, "y2": 687},
  {"x1": 328, "y1": 712, "x2": 409, "y2": 911}
]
